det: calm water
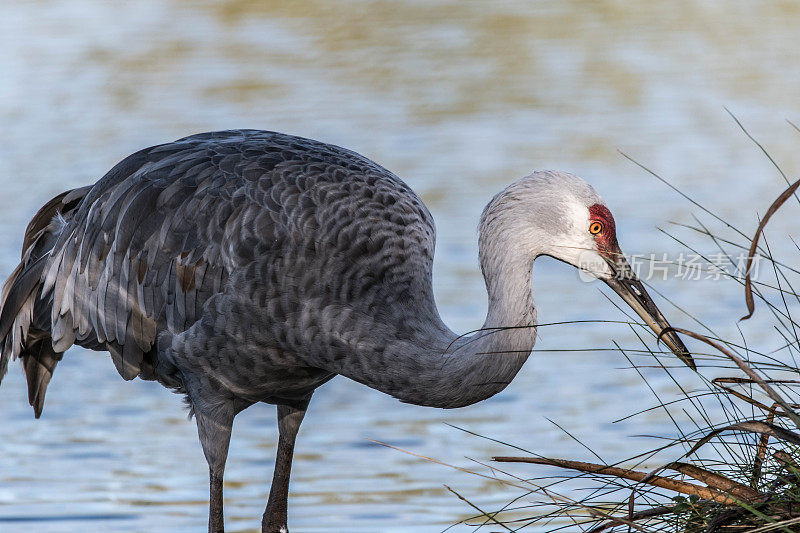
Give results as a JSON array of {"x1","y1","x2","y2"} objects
[{"x1": 1, "y1": 1, "x2": 800, "y2": 531}]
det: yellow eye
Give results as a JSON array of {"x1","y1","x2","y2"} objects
[{"x1": 589, "y1": 221, "x2": 603, "y2": 235}]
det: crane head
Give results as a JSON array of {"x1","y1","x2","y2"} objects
[{"x1": 482, "y1": 171, "x2": 695, "y2": 370}]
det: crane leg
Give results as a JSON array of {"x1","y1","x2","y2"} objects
[
  {"x1": 195, "y1": 405, "x2": 235, "y2": 533},
  {"x1": 262, "y1": 395, "x2": 311, "y2": 533}
]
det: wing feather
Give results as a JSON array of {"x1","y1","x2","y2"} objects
[
  {"x1": 10, "y1": 129, "x2": 438, "y2": 385},
  {"x1": 34, "y1": 144, "x2": 240, "y2": 378}
]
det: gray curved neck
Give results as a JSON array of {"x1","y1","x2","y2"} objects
[
  {"x1": 423, "y1": 249, "x2": 538, "y2": 408},
  {"x1": 335, "y1": 237, "x2": 539, "y2": 409}
]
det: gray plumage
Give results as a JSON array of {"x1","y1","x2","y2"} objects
[{"x1": 0, "y1": 130, "x2": 689, "y2": 532}]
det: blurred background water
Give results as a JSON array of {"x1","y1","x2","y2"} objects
[{"x1": 1, "y1": 1, "x2": 800, "y2": 531}]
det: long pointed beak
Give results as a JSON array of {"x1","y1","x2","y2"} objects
[{"x1": 601, "y1": 252, "x2": 696, "y2": 370}]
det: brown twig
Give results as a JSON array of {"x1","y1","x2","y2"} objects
[
  {"x1": 668, "y1": 462, "x2": 761, "y2": 501},
  {"x1": 712, "y1": 378, "x2": 800, "y2": 415},
  {"x1": 492, "y1": 456, "x2": 746, "y2": 505},
  {"x1": 682, "y1": 420, "x2": 800, "y2": 464},
  {"x1": 753, "y1": 404, "x2": 779, "y2": 488},
  {"x1": 741, "y1": 176, "x2": 800, "y2": 320}
]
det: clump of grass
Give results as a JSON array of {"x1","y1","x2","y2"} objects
[{"x1": 449, "y1": 117, "x2": 800, "y2": 532}]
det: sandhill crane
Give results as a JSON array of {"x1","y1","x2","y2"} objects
[{"x1": 0, "y1": 130, "x2": 693, "y2": 532}]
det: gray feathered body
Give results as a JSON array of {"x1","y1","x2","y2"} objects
[{"x1": 0, "y1": 130, "x2": 537, "y2": 417}]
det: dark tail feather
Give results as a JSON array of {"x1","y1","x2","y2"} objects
[
  {"x1": 21, "y1": 330, "x2": 62, "y2": 418},
  {"x1": 0, "y1": 185, "x2": 91, "y2": 416}
]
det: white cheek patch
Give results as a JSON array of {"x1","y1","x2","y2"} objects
[
  {"x1": 575, "y1": 250, "x2": 614, "y2": 281},
  {"x1": 549, "y1": 232, "x2": 612, "y2": 280}
]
